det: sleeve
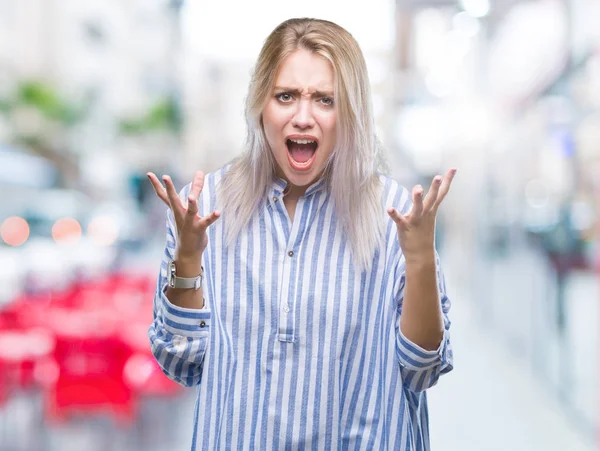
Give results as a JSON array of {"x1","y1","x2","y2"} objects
[
  {"x1": 147, "y1": 192, "x2": 211, "y2": 388},
  {"x1": 394, "y1": 251, "x2": 453, "y2": 393}
]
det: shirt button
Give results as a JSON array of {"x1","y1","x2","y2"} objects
[
  {"x1": 273, "y1": 196, "x2": 278, "y2": 202},
  {"x1": 199, "y1": 321, "x2": 206, "y2": 328},
  {"x1": 283, "y1": 305, "x2": 290, "y2": 313},
  {"x1": 288, "y1": 250, "x2": 294, "y2": 257}
]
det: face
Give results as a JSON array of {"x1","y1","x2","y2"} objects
[{"x1": 262, "y1": 48, "x2": 337, "y2": 191}]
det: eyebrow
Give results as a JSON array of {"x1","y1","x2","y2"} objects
[{"x1": 274, "y1": 86, "x2": 334, "y2": 97}]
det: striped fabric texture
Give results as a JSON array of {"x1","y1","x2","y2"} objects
[{"x1": 148, "y1": 167, "x2": 453, "y2": 450}]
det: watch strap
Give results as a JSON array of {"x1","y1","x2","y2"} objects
[{"x1": 168, "y1": 259, "x2": 203, "y2": 290}]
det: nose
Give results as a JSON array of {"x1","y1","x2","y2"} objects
[{"x1": 291, "y1": 99, "x2": 315, "y2": 129}]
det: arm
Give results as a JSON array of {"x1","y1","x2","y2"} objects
[
  {"x1": 401, "y1": 252, "x2": 443, "y2": 351},
  {"x1": 387, "y1": 169, "x2": 457, "y2": 392},
  {"x1": 146, "y1": 171, "x2": 220, "y2": 387},
  {"x1": 148, "y1": 207, "x2": 211, "y2": 387},
  {"x1": 394, "y1": 252, "x2": 453, "y2": 392}
]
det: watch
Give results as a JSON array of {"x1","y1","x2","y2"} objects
[{"x1": 167, "y1": 259, "x2": 203, "y2": 290}]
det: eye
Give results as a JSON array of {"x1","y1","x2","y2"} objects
[
  {"x1": 276, "y1": 92, "x2": 293, "y2": 103},
  {"x1": 320, "y1": 97, "x2": 334, "y2": 106}
]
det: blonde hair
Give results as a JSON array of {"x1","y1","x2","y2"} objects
[{"x1": 218, "y1": 18, "x2": 386, "y2": 270}]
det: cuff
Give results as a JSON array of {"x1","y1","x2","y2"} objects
[
  {"x1": 159, "y1": 283, "x2": 211, "y2": 338},
  {"x1": 396, "y1": 326, "x2": 449, "y2": 371}
]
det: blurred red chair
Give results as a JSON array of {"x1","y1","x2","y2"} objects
[
  {"x1": 0, "y1": 328, "x2": 55, "y2": 390},
  {"x1": 43, "y1": 309, "x2": 136, "y2": 427}
]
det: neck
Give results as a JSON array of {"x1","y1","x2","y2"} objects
[
  {"x1": 282, "y1": 184, "x2": 302, "y2": 221},
  {"x1": 283, "y1": 183, "x2": 306, "y2": 202}
]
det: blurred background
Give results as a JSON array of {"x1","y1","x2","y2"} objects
[{"x1": 0, "y1": 0, "x2": 599, "y2": 450}]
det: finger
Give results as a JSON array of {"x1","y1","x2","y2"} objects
[
  {"x1": 387, "y1": 207, "x2": 409, "y2": 230},
  {"x1": 162, "y1": 175, "x2": 185, "y2": 221},
  {"x1": 198, "y1": 210, "x2": 221, "y2": 229},
  {"x1": 411, "y1": 185, "x2": 424, "y2": 218},
  {"x1": 186, "y1": 171, "x2": 205, "y2": 217},
  {"x1": 423, "y1": 175, "x2": 443, "y2": 212},
  {"x1": 147, "y1": 172, "x2": 169, "y2": 206},
  {"x1": 432, "y1": 168, "x2": 457, "y2": 210},
  {"x1": 187, "y1": 171, "x2": 205, "y2": 205},
  {"x1": 187, "y1": 194, "x2": 199, "y2": 217}
]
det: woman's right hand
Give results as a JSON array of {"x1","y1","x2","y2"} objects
[{"x1": 147, "y1": 170, "x2": 220, "y2": 260}]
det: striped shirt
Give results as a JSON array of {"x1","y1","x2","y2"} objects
[{"x1": 148, "y1": 166, "x2": 453, "y2": 450}]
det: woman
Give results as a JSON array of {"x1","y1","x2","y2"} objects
[{"x1": 148, "y1": 17, "x2": 455, "y2": 450}]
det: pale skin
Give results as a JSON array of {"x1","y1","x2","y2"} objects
[
  {"x1": 388, "y1": 168, "x2": 457, "y2": 350},
  {"x1": 263, "y1": 49, "x2": 337, "y2": 220}
]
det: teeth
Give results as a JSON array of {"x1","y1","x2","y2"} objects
[{"x1": 289, "y1": 138, "x2": 316, "y2": 145}]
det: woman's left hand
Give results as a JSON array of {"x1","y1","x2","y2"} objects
[{"x1": 387, "y1": 168, "x2": 457, "y2": 264}]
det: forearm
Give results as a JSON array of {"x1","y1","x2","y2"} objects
[
  {"x1": 149, "y1": 285, "x2": 211, "y2": 387},
  {"x1": 165, "y1": 253, "x2": 205, "y2": 310},
  {"x1": 400, "y1": 252, "x2": 444, "y2": 351}
]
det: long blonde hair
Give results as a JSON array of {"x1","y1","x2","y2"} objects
[{"x1": 218, "y1": 18, "x2": 387, "y2": 270}]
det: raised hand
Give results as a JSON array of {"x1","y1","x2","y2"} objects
[
  {"x1": 147, "y1": 170, "x2": 220, "y2": 260},
  {"x1": 387, "y1": 169, "x2": 456, "y2": 263}
]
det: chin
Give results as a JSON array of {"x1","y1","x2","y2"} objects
[{"x1": 285, "y1": 171, "x2": 319, "y2": 188}]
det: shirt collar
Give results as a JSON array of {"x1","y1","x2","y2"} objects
[{"x1": 268, "y1": 176, "x2": 327, "y2": 199}]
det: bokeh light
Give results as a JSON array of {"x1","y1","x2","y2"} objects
[
  {"x1": 51, "y1": 218, "x2": 82, "y2": 244},
  {"x1": 87, "y1": 216, "x2": 119, "y2": 246},
  {"x1": 0, "y1": 216, "x2": 30, "y2": 246}
]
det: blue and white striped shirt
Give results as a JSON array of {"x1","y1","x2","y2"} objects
[{"x1": 148, "y1": 166, "x2": 453, "y2": 450}]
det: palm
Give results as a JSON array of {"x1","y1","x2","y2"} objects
[
  {"x1": 388, "y1": 169, "x2": 456, "y2": 260},
  {"x1": 147, "y1": 170, "x2": 220, "y2": 257}
]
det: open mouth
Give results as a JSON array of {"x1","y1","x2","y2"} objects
[{"x1": 286, "y1": 138, "x2": 318, "y2": 169}]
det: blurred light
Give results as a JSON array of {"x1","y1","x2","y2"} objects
[
  {"x1": 570, "y1": 200, "x2": 594, "y2": 232},
  {"x1": 87, "y1": 216, "x2": 119, "y2": 246},
  {"x1": 183, "y1": 0, "x2": 395, "y2": 59},
  {"x1": 414, "y1": 9, "x2": 448, "y2": 72},
  {"x1": 452, "y1": 11, "x2": 480, "y2": 37},
  {"x1": 425, "y1": 72, "x2": 454, "y2": 97},
  {"x1": 487, "y1": 1, "x2": 567, "y2": 104},
  {"x1": 553, "y1": 128, "x2": 576, "y2": 158},
  {"x1": 449, "y1": 103, "x2": 492, "y2": 145},
  {"x1": 396, "y1": 105, "x2": 446, "y2": 173},
  {"x1": 525, "y1": 179, "x2": 550, "y2": 209},
  {"x1": 460, "y1": 0, "x2": 490, "y2": 18},
  {"x1": 52, "y1": 218, "x2": 82, "y2": 244},
  {"x1": 0, "y1": 147, "x2": 58, "y2": 188},
  {"x1": 1, "y1": 216, "x2": 30, "y2": 246},
  {"x1": 124, "y1": 354, "x2": 155, "y2": 388},
  {"x1": 447, "y1": 30, "x2": 472, "y2": 57}
]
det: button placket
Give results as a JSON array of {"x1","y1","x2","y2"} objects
[{"x1": 276, "y1": 198, "x2": 306, "y2": 343}]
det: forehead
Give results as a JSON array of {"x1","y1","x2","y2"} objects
[{"x1": 275, "y1": 49, "x2": 334, "y2": 92}]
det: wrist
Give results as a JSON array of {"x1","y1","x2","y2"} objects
[
  {"x1": 174, "y1": 252, "x2": 203, "y2": 277},
  {"x1": 404, "y1": 250, "x2": 436, "y2": 268}
]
